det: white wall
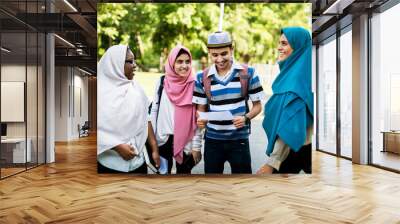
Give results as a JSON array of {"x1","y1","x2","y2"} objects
[
  {"x1": 1, "y1": 63, "x2": 46, "y2": 164},
  {"x1": 71, "y1": 70, "x2": 89, "y2": 139},
  {"x1": 1, "y1": 65, "x2": 31, "y2": 138},
  {"x1": 55, "y1": 66, "x2": 89, "y2": 141},
  {"x1": 74, "y1": 69, "x2": 89, "y2": 139},
  {"x1": 1, "y1": 65, "x2": 26, "y2": 130},
  {"x1": 55, "y1": 66, "x2": 69, "y2": 141}
]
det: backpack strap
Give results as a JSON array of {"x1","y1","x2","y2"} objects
[
  {"x1": 148, "y1": 75, "x2": 165, "y2": 133},
  {"x1": 158, "y1": 75, "x2": 165, "y2": 103},
  {"x1": 202, "y1": 68, "x2": 212, "y2": 103},
  {"x1": 239, "y1": 64, "x2": 249, "y2": 99},
  {"x1": 155, "y1": 75, "x2": 165, "y2": 125},
  {"x1": 202, "y1": 65, "x2": 251, "y2": 114},
  {"x1": 147, "y1": 75, "x2": 165, "y2": 114},
  {"x1": 239, "y1": 64, "x2": 252, "y2": 134}
]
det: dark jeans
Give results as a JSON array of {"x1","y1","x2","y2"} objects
[
  {"x1": 158, "y1": 135, "x2": 195, "y2": 174},
  {"x1": 97, "y1": 161, "x2": 148, "y2": 174},
  {"x1": 204, "y1": 137, "x2": 252, "y2": 174},
  {"x1": 273, "y1": 144, "x2": 312, "y2": 174}
]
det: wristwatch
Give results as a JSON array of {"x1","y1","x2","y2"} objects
[{"x1": 244, "y1": 115, "x2": 251, "y2": 124}]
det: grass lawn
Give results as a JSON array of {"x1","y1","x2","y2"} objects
[{"x1": 135, "y1": 71, "x2": 163, "y2": 99}]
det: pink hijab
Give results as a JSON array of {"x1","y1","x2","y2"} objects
[{"x1": 164, "y1": 45, "x2": 197, "y2": 164}]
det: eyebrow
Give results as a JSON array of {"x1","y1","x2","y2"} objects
[
  {"x1": 212, "y1": 52, "x2": 228, "y2": 55},
  {"x1": 177, "y1": 59, "x2": 190, "y2": 63}
]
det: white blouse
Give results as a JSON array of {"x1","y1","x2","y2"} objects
[{"x1": 150, "y1": 77, "x2": 202, "y2": 154}]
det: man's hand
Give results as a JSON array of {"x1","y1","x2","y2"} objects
[
  {"x1": 191, "y1": 150, "x2": 202, "y2": 164},
  {"x1": 197, "y1": 119, "x2": 208, "y2": 129},
  {"x1": 196, "y1": 110, "x2": 208, "y2": 128},
  {"x1": 196, "y1": 106, "x2": 208, "y2": 129},
  {"x1": 232, "y1": 116, "x2": 246, "y2": 128},
  {"x1": 114, "y1": 144, "x2": 137, "y2": 161}
]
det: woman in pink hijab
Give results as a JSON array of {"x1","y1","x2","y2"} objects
[{"x1": 149, "y1": 45, "x2": 202, "y2": 174}]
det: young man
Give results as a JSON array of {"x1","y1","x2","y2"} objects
[{"x1": 193, "y1": 31, "x2": 266, "y2": 174}]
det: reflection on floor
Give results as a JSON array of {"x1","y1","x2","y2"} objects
[
  {"x1": 0, "y1": 163, "x2": 42, "y2": 178},
  {"x1": 0, "y1": 167, "x2": 25, "y2": 177},
  {"x1": 373, "y1": 150, "x2": 400, "y2": 171}
]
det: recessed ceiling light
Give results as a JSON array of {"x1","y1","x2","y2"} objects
[
  {"x1": 322, "y1": 0, "x2": 354, "y2": 15},
  {"x1": 1, "y1": 47, "x2": 11, "y2": 53},
  {"x1": 78, "y1": 67, "x2": 92, "y2": 76},
  {"x1": 63, "y1": 0, "x2": 78, "y2": 12},
  {"x1": 54, "y1": 34, "x2": 75, "y2": 48}
]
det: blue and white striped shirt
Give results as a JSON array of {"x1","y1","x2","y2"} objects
[{"x1": 192, "y1": 62, "x2": 266, "y2": 140}]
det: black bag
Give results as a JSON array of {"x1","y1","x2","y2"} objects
[
  {"x1": 181, "y1": 152, "x2": 196, "y2": 171},
  {"x1": 146, "y1": 75, "x2": 166, "y2": 172}
]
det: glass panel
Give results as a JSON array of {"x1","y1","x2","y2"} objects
[
  {"x1": 27, "y1": 31, "x2": 38, "y2": 169},
  {"x1": 1, "y1": 27, "x2": 27, "y2": 178},
  {"x1": 26, "y1": 0, "x2": 38, "y2": 169},
  {"x1": 371, "y1": 4, "x2": 400, "y2": 171},
  {"x1": 317, "y1": 36, "x2": 337, "y2": 154},
  {"x1": 340, "y1": 29, "x2": 352, "y2": 158},
  {"x1": 0, "y1": 0, "x2": 46, "y2": 178},
  {"x1": 38, "y1": 32, "x2": 45, "y2": 165}
]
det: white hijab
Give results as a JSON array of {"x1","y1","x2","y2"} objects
[{"x1": 97, "y1": 45, "x2": 149, "y2": 158}]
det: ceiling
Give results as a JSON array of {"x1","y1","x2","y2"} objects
[
  {"x1": 0, "y1": 0, "x2": 96, "y2": 74},
  {"x1": 311, "y1": 0, "x2": 390, "y2": 43}
]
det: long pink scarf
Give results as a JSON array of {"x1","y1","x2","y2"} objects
[{"x1": 163, "y1": 45, "x2": 197, "y2": 164}]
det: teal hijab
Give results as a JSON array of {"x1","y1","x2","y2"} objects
[{"x1": 262, "y1": 27, "x2": 313, "y2": 155}]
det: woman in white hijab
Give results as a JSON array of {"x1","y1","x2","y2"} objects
[{"x1": 97, "y1": 45, "x2": 160, "y2": 173}]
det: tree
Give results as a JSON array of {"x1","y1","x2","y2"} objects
[{"x1": 97, "y1": 3, "x2": 311, "y2": 69}]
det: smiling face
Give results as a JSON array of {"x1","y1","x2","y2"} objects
[
  {"x1": 208, "y1": 46, "x2": 233, "y2": 72},
  {"x1": 277, "y1": 34, "x2": 293, "y2": 62},
  {"x1": 124, "y1": 48, "x2": 136, "y2": 80},
  {"x1": 174, "y1": 52, "x2": 191, "y2": 77}
]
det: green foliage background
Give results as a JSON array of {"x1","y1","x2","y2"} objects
[{"x1": 98, "y1": 3, "x2": 311, "y2": 70}]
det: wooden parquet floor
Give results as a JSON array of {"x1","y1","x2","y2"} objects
[{"x1": 1, "y1": 135, "x2": 400, "y2": 223}]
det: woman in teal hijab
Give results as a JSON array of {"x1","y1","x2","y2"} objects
[{"x1": 257, "y1": 27, "x2": 313, "y2": 174}]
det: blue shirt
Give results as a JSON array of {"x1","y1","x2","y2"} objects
[{"x1": 193, "y1": 62, "x2": 266, "y2": 140}]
